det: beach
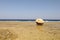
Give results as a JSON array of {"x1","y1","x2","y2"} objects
[{"x1": 0, "y1": 21, "x2": 60, "y2": 40}]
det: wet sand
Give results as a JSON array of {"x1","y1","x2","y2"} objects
[{"x1": 0, "y1": 21, "x2": 60, "y2": 40}]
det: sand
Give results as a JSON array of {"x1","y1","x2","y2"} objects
[{"x1": 0, "y1": 21, "x2": 60, "y2": 40}]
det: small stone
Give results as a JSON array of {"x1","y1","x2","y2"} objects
[{"x1": 36, "y1": 18, "x2": 44, "y2": 25}]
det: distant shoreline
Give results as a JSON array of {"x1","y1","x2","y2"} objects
[{"x1": 0, "y1": 19, "x2": 60, "y2": 21}]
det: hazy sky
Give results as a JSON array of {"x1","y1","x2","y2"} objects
[{"x1": 0, "y1": 0, "x2": 60, "y2": 19}]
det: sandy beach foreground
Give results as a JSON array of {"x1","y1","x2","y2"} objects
[{"x1": 0, "y1": 21, "x2": 60, "y2": 40}]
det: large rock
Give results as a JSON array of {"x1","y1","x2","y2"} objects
[{"x1": 36, "y1": 18, "x2": 44, "y2": 25}]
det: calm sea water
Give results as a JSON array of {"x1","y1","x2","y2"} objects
[{"x1": 0, "y1": 19, "x2": 60, "y2": 22}]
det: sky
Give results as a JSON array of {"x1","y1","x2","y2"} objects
[{"x1": 0, "y1": 0, "x2": 60, "y2": 19}]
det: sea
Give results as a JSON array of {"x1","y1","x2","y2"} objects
[{"x1": 0, "y1": 19, "x2": 60, "y2": 22}]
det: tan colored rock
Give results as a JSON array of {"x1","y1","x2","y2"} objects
[{"x1": 36, "y1": 18, "x2": 44, "y2": 25}]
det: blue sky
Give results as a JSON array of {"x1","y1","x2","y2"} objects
[{"x1": 0, "y1": 0, "x2": 60, "y2": 19}]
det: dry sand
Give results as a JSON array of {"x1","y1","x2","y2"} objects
[{"x1": 0, "y1": 21, "x2": 60, "y2": 40}]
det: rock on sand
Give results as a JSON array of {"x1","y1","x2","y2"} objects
[{"x1": 36, "y1": 18, "x2": 44, "y2": 25}]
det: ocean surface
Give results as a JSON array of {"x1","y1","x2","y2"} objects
[{"x1": 0, "y1": 19, "x2": 60, "y2": 22}]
